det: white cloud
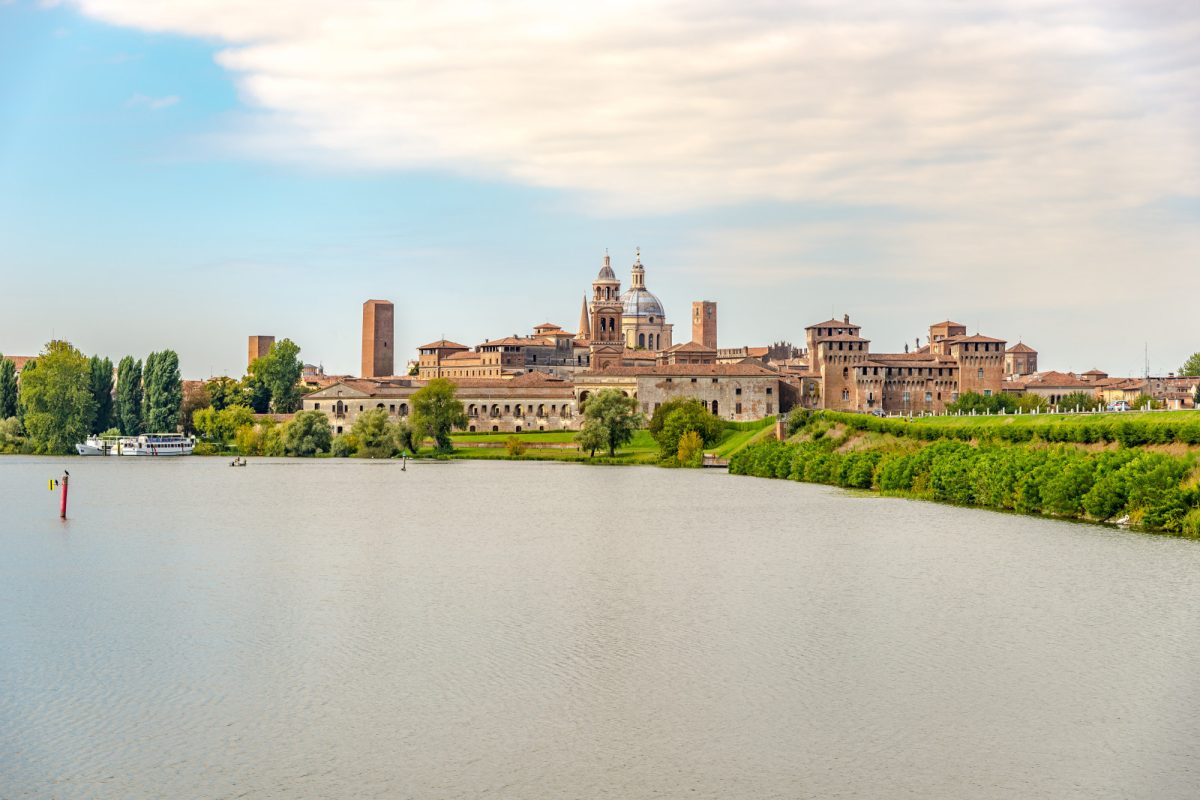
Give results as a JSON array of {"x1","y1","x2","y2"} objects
[
  {"x1": 125, "y1": 93, "x2": 180, "y2": 109},
  {"x1": 68, "y1": 1, "x2": 1200, "y2": 370},
  {"x1": 71, "y1": 1, "x2": 1199, "y2": 214}
]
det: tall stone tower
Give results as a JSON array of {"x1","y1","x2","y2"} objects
[
  {"x1": 692, "y1": 301, "x2": 717, "y2": 349},
  {"x1": 361, "y1": 299, "x2": 395, "y2": 378},
  {"x1": 589, "y1": 252, "x2": 622, "y2": 344},
  {"x1": 247, "y1": 335, "x2": 274, "y2": 370}
]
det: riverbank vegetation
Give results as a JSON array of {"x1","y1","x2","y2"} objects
[{"x1": 732, "y1": 409, "x2": 1200, "y2": 537}]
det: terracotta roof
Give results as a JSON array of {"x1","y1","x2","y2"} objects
[
  {"x1": 4, "y1": 355, "x2": 35, "y2": 372},
  {"x1": 478, "y1": 336, "x2": 530, "y2": 347},
  {"x1": 667, "y1": 341, "x2": 717, "y2": 353},
  {"x1": 805, "y1": 318, "x2": 860, "y2": 330},
  {"x1": 747, "y1": 346, "x2": 770, "y2": 358},
  {"x1": 1006, "y1": 342, "x2": 1037, "y2": 353},
  {"x1": 930, "y1": 320, "x2": 966, "y2": 328},
  {"x1": 1023, "y1": 370, "x2": 1093, "y2": 388},
  {"x1": 945, "y1": 334, "x2": 1006, "y2": 344},
  {"x1": 1082, "y1": 369, "x2": 1108, "y2": 376},
  {"x1": 418, "y1": 339, "x2": 469, "y2": 350},
  {"x1": 581, "y1": 363, "x2": 778, "y2": 378},
  {"x1": 443, "y1": 350, "x2": 482, "y2": 362},
  {"x1": 532, "y1": 322, "x2": 562, "y2": 330}
]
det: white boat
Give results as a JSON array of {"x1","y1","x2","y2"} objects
[
  {"x1": 76, "y1": 433, "x2": 195, "y2": 456},
  {"x1": 76, "y1": 435, "x2": 118, "y2": 456},
  {"x1": 116, "y1": 433, "x2": 195, "y2": 456}
]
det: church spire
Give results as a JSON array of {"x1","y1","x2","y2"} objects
[
  {"x1": 578, "y1": 295, "x2": 591, "y2": 340},
  {"x1": 630, "y1": 247, "x2": 646, "y2": 289}
]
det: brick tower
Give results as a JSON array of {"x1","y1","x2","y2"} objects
[
  {"x1": 247, "y1": 335, "x2": 274, "y2": 369},
  {"x1": 692, "y1": 301, "x2": 717, "y2": 349},
  {"x1": 361, "y1": 300, "x2": 395, "y2": 378}
]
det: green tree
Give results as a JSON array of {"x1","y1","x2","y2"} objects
[
  {"x1": 249, "y1": 339, "x2": 304, "y2": 413},
  {"x1": 193, "y1": 404, "x2": 255, "y2": 446},
  {"x1": 648, "y1": 396, "x2": 698, "y2": 438},
  {"x1": 180, "y1": 381, "x2": 211, "y2": 435},
  {"x1": 283, "y1": 409, "x2": 334, "y2": 456},
  {"x1": 409, "y1": 378, "x2": 467, "y2": 452},
  {"x1": 88, "y1": 355, "x2": 115, "y2": 433},
  {"x1": 578, "y1": 389, "x2": 642, "y2": 457},
  {"x1": 0, "y1": 355, "x2": 17, "y2": 420},
  {"x1": 677, "y1": 430, "x2": 705, "y2": 467},
  {"x1": 143, "y1": 350, "x2": 183, "y2": 432},
  {"x1": 115, "y1": 356, "x2": 144, "y2": 435},
  {"x1": 18, "y1": 340, "x2": 95, "y2": 454},
  {"x1": 654, "y1": 399, "x2": 725, "y2": 459},
  {"x1": 351, "y1": 408, "x2": 402, "y2": 458},
  {"x1": 1058, "y1": 391, "x2": 1101, "y2": 412},
  {"x1": 576, "y1": 418, "x2": 607, "y2": 458},
  {"x1": 241, "y1": 373, "x2": 272, "y2": 413},
  {"x1": 205, "y1": 376, "x2": 244, "y2": 411},
  {"x1": 1179, "y1": 352, "x2": 1200, "y2": 377}
]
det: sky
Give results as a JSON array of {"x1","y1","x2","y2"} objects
[{"x1": 1, "y1": 0, "x2": 1197, "y2": 379}]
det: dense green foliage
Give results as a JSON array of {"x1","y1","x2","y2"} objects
[
  {"x1": 351, "y1": 408, "x2": 409, "y2": 458},
  {"x1": 577, "y1": 389, "x2": 642, "y2": 457},
  {"x1": 1057, "y1": 391, "x2": 1102, "y2": 412},
  {"x1": 205, "y1": 376, "x2": 243, "y2": 411},
  {"x1": 653, "y1": 399, "x2": 725, "y2": 462},
  {"x1": 0, "y1": 355, "x2": 19, "y2": 420},
  {"x1": 1180, "y1": 352, "x2": 1200, "y2": 377},
  {"x1": 807, "y1": 409, "x2": 1200, "y2": 447},
  {"x1": 733, "y1": 411, "x2": 1200, "y2": 536},
  {"x1": 142, "y1": 350, "x2": 183, "y2": 433},
  {"x1": 0, "y1": 416, "x2": 26, "y2": 454},
  {"x1": 410, "y1": 378, "x2": 466, "y2": 452},
  {"x1": 677, "y1": 430, "x2": 705, "y2": 467},
  {"x1": 88, "y1": 355, "x2": 115, "y2": 433},
  {"x1": 115, "y1": 356, "x2": 144, "y2": 435},
  {"x1": 283, "y1": 410, "x2": 334, "y2": 456},
  {"x1": 192, "y1": 405, "x2": 256, "y2": 447},
  {"x1": 18, "y1": 341, "x2": 95, "y2": 454},
  {"x1": 249, "y1": 339, "x2": 304, "y2": 413}
]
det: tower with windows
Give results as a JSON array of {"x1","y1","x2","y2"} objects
[{"x1": 588, "y1": 251, "x2": 623, "y2": 344}]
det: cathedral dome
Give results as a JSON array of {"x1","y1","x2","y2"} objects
[{"x1": 620, "y1": 287, "x2": 666, "y2": 319}]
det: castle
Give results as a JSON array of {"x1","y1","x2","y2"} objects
[{"x1": 288, "y1": 246, "x2": 1193, "y2": 437}]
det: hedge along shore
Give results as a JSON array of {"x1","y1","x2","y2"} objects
[{"x1": 728, "y1": 410, "x2": 1200, "y2": 537}]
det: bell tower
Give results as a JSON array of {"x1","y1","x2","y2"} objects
[{"x1": 589, "y1": 250, "x2": 623, "y2": 344}]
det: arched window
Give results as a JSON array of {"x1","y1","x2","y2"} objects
[
  {"x1": 400, "y1": 403, "x2": 408, "y2": 416},
  {"x1": 537, "y1": 404, "x2": 545, "y2": 416},
  {"x1": 638, "y1": 333, "x2": 645, "y2": 348},
  {"x1": 977, "y1": 368, "x2": 984, "y2": 379},
  {"x1": 843, "y1": 367, "x2": 849, "y2": 379},
  {"x1": 711, "y1": 400, "x2": 719, "y2": 415}
]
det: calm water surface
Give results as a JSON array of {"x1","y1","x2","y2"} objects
[{"x1": 2, "y1": 457, "x2": 1199, "y2": 799}]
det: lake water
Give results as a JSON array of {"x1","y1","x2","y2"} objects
[{"x1": 2, "y1": 457, "x2": 1199, "y2": 799}]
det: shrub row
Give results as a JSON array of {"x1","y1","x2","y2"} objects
[
  {"x1": 730, "y1": 438, "x2": 1200, "y2": 536},
  {"x1": 816, "y1": 411, "x2": 1200, "y2": 447}
]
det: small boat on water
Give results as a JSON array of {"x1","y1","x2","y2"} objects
[{"x1": 76, "y1": 433, "x2": 195, "y2": 456}]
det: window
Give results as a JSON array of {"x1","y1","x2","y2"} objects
[
  {"x1": 843, "y1": 367, "x2": 849, "y2": 379},
  {"x1": 925, "y1": 392, "x2": 932, "y2": 403},
  {"x1": 842, "y1": 389, "x2": 849, "y2": 401},
  {"x1": 712, "y1": 378, "x2": 718, "y2": 383},
  {"x1": 903, "y1": 391, "x2": 911, "y2": 403},
  {"x1": 766, "y1": 387, "x2": 773, "y2": 395},
  {"x1": 690, "y1": 377, "x2": 697, "y2": 383},
  {"x1": 984, "y1": 389, "x2": 992, "y2": 397},
  {"x1": 735, "y1": 402, "x2": 742, "y2": 414},
  {"x1": 735, "y1": 387, "x2": 742, "y2": 395},
  {"x1": 977, "y1": 368, "x2": 984, "y2": 379},
  {"x1": 314, "y1": 403, "x2": 320, "y2": 410}
]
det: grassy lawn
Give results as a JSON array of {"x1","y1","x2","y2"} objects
[{"x1": 710, "y1": 417, "x2": 776, "y2": 459}]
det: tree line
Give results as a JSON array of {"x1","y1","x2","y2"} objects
[
  {"x1": 0, "y1": 342, "x2": 182, "y2": 454},
  {"x1": 732, "y1": 410, "x2": 1200, "y2": 536}
]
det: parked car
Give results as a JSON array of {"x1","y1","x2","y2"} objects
[
  {"x1": 1107, "y1": 400, "x2": 1131, "y2": 412},
  {"x1": 869, "y1": 408, "x2": 887, "y2": 417}
]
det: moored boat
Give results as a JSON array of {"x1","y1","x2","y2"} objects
[{"x1": 76, "y1": 433, "x2": 195, "y2": 456}]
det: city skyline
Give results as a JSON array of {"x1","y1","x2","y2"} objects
[{"x1": 2, "y1": 1, "x2": 1197, "y2": 378}]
